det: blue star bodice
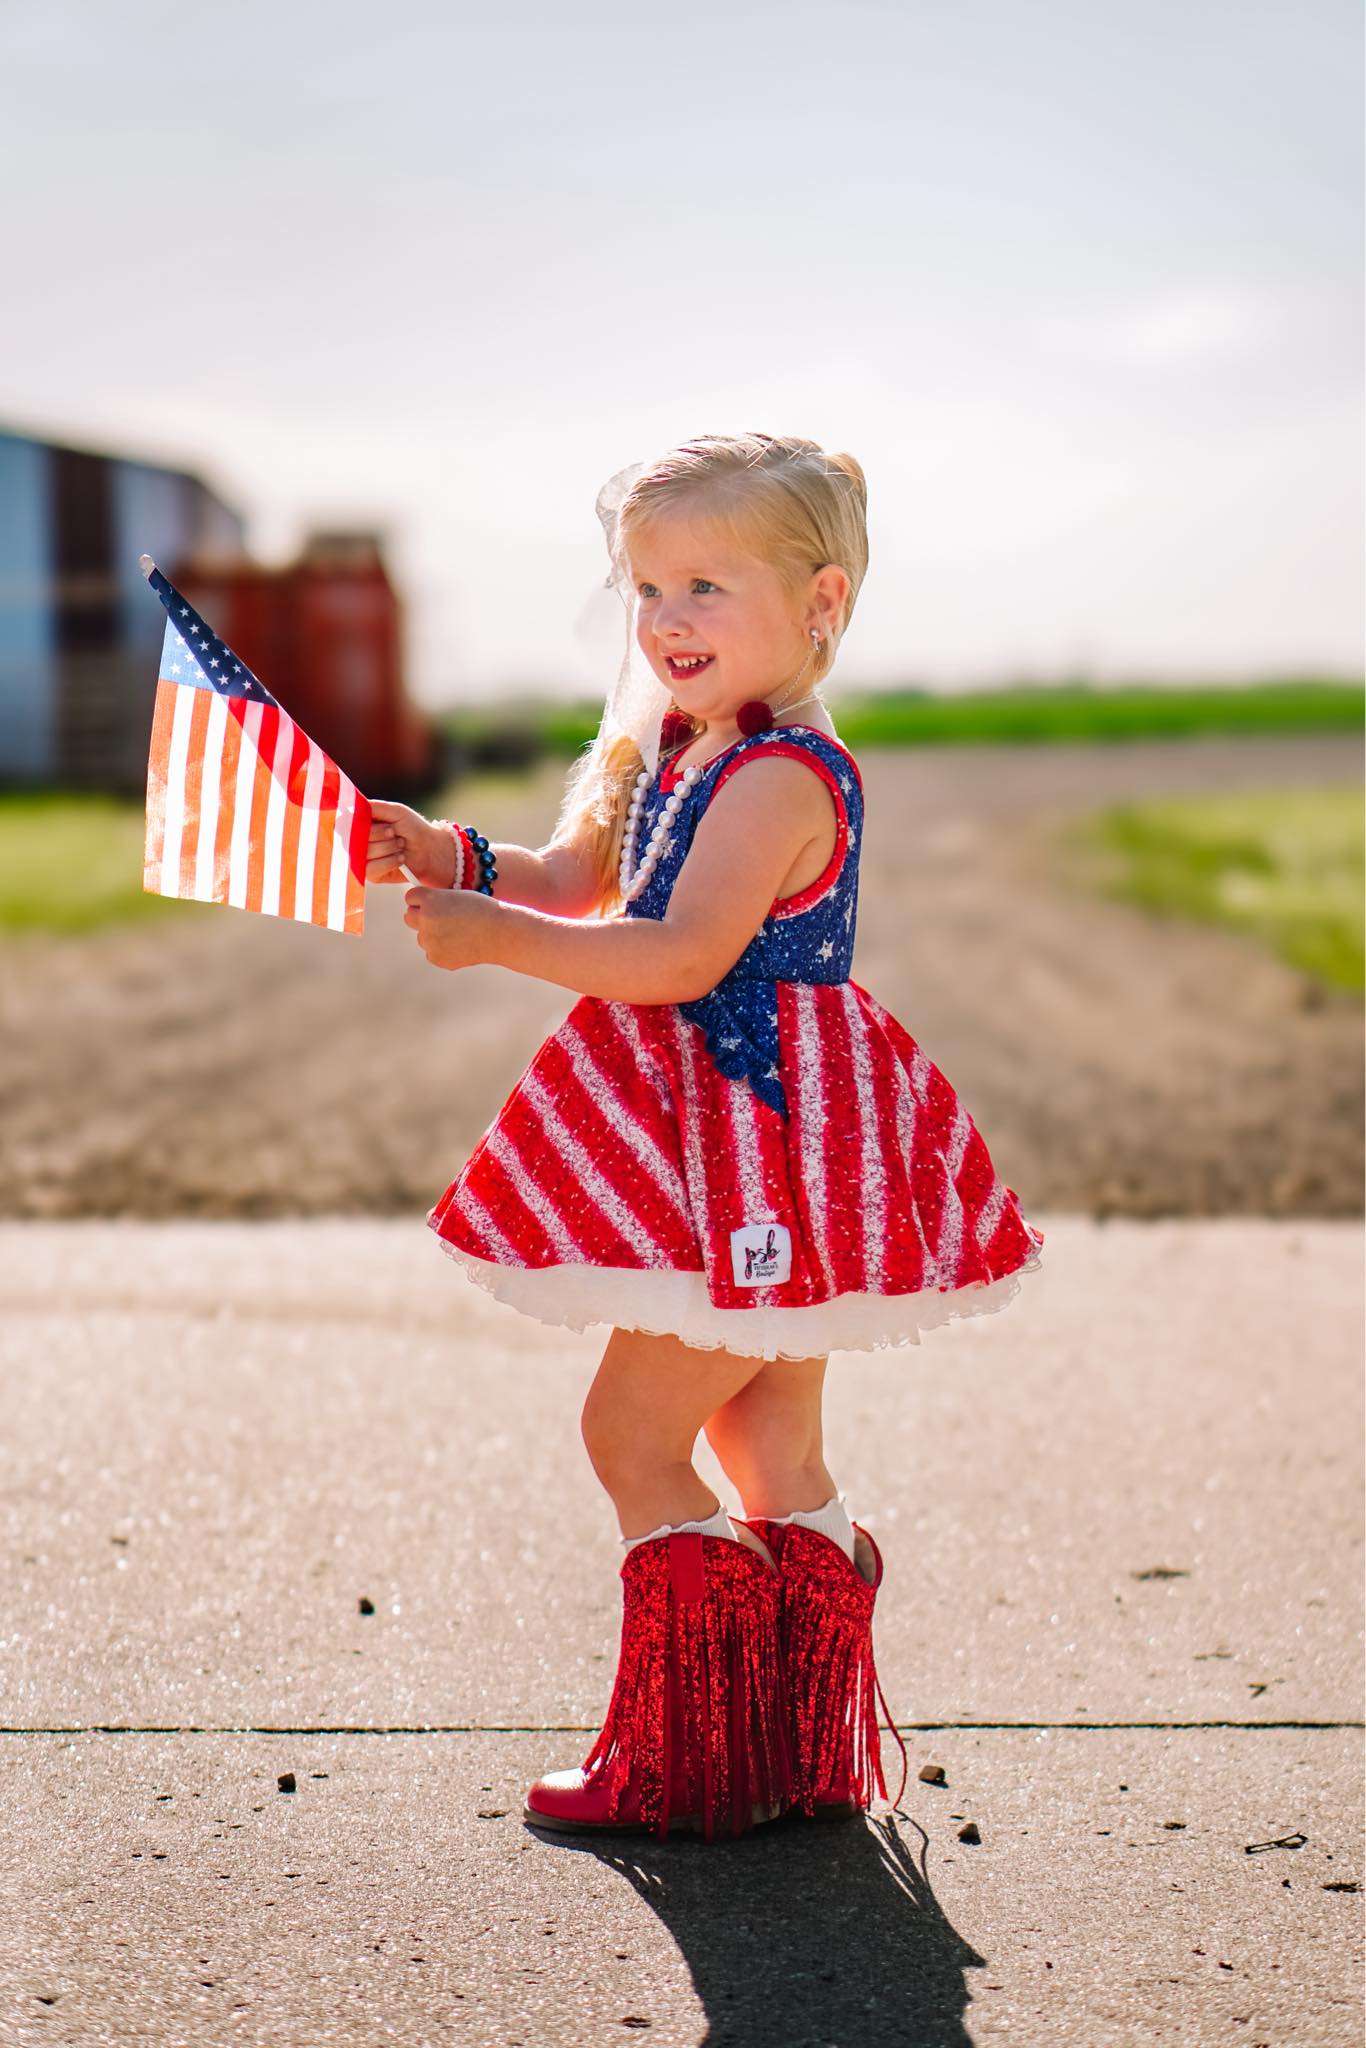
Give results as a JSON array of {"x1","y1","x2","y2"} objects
[{"x1": 622, "y1": 723, "x2": 863, "y2": 1120}]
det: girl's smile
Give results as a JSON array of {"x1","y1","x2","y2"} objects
[{"x1": 664, "y1": 653, "x2": 715, "y2": 682}]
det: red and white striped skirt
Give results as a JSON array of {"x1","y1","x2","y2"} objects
[{"x1": 427, "y1": 980, "x2": 1045, "y2": 1360}]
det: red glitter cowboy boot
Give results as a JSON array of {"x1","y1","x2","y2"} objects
[
  {"x1": 743, "y1": 1519, "x2": 908, "y2": 1821},
  {"x1": 523, "y1": 1530, "x2": 794, "y2": 1841}
]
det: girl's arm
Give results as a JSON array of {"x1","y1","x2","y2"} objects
[
  {"x1": 403, "y1": 758, "x2": 835, "y2": 1001},
  {"x1": 368, "y1": 800, "x2": 602, "y2": 915},
  {"x1": 467, "y1": 831, "x2": 606, "y2": 916}
]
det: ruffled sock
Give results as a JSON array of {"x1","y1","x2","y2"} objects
[
  {"x1": 621, "y1": 1505, "x2": 738, "y2": 1554},
  {"x1": 762, "y1": 1491, "x2": 856, "y2": 1566}
]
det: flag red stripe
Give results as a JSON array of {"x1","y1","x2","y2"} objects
[
  {"x1": 212, "y1": 703, "x2": 244, "y2": 902},
  {"x1": 312, "y1": 759, "x2": 341, "y2": 927},
  {"x1": 344, "y1": 790, "x2": 370, "y2": 935},
  {"x1": 143, "y1": 678, "x2": 178, "y2": 887}
]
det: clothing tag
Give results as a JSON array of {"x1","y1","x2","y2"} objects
[{"x1": 730, "y1": 1222, "x2": 792, "y2": 1286}]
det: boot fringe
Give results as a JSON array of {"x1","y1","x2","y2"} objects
[
  {"x1": 581, "y1": 1532, "x2": 791, "y2": 1841},
  {"x1": 775, "y1": 1527, "x2": 888, "y2": 1813},
  {"x1": 749, "y1": 1520, "x2": 909, "y2": 1816}
]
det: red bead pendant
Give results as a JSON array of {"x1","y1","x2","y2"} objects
[
  {"x1": 735, "y1": 698, "x2": 774, "y2": 736},
  {"x1": 660, "y1": 708, "x2": 694, "y2": 751}
]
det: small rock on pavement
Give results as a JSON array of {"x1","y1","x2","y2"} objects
[
  {"x1": 919, "y1": 1762, "x2": 946, "y2": 1784},
  {"x1": 957, "y1": 1821, "x2": 981, "y2": 1844},
  {"x1": 277, "y1": 1773, "x2": 296, "y2": 1794}
]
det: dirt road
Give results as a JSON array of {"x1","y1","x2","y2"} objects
[{"x1": 1, "y1": 733, "x2": 1359, "y2": 1219}]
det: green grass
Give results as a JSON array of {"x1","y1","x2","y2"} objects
[
  {"x1": 0, "y1": 771, "x2": 543, "y2": 937},
  {"x1": 835, "y1": 678, "x2": 1364, "y2": 747},
  {"x1": 0, "y1": 792, "x2": 195, "y2": 936},
  {"x1": 442, "y1": 678, "x2": 1364, "y2": 760},
  {"x1": 1065, "y1": 785, "x2": 1365, "y2": 993}
]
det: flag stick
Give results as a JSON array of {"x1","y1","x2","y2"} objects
[{"x1": 140, "y1": 556, "x2": 420, "y2": 887}]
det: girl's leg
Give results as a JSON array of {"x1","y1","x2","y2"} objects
[
  {"x1": 529, "y1": 1327, "x2": 789, "y2": 1837},
  {"x1": 706, "y1": 1359, "x2": 896, "y2": 1816},
  {"x1": 581, "y1": 1326, "x2": 766, "y2": 1539},
  {"x1": 702, "y1": 1355, "x2": 836, "y2": 1518}
]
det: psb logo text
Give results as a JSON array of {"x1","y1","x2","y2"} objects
[{"x1": 730, "y1": 1222, "x2": 793, "y2": 1286}]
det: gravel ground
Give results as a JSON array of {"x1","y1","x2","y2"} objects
[{"x1": 1, "y1": 732, "x2": 1359, "y2": 1220}]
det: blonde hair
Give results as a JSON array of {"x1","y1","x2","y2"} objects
[{"x1": 548, "y1": 431, "x2": 869, "y2": 917}]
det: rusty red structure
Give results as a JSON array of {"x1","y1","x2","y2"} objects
[
  {"x1": 176, "y1": 530, "x2": 443, "y2": 799},
  {"x1": 0, "y1": 426, "x2": 446, "y2": 798}
]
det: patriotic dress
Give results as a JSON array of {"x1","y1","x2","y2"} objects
[{"x1": 427, "y1": 725, "x2": 1045, "y2": 1360}]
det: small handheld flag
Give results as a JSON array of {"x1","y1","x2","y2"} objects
[{"x1": 140, "y1": 557, "x2": 379, "y2": 934}]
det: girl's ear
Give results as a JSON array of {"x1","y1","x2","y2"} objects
[{"x1": 806, "y1": 561, "x2": 851, "y2": 637}]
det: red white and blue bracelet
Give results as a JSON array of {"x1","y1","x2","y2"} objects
[{"x1": 433, "y1": 819, "x2": 498, "y2": 896}]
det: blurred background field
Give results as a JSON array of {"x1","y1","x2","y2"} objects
[
  {"x1": 1066, "y1": 784, "x2": 1364, "y2": 994},
  {"x1": 449, "y1": 678, "x2": 1366, "y2": 766},
  {"x1": 0, "y1": 728, "x2": 1359, "y2": 1224},
  {"x1": 0, "y1": 793, "x2": 193, "y2": 936},
  {"x1": 5, "y1": 677, "x2": 1363, "y2": 991}
]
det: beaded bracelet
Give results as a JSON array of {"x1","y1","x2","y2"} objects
[{"x1": 433, "y1": 819, "x2": 498, "y2": 896}]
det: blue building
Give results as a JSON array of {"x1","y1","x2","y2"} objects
[{"x1": 0, "y1": 427, "x2": 245, "y2": 790}]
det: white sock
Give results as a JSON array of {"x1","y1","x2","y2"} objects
[
  {"x1": 621, "y1": 1506, "x2": 738, "y2": 1554},
  {"x1": 764, "y1": 1492, "x2": 856, "y2": 1566}
]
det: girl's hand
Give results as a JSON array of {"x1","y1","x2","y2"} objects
[
  {"x1": 367, "y1": 801, "x2": 454, "y2": 887},
  {"x1": 403, "y1": 885, "x2": 496, "y2": 971}
]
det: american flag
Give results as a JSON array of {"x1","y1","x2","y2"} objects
[{"x1": 141, "y1": 558, "x2": 369, "y2": 935}]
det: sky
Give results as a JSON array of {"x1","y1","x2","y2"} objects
[{"x1": 1, "y1": 0, "x2": 1361, "y2": 706}]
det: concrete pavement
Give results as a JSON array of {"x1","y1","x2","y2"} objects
[{"x1": 1, "y1": 1216, "x2": 1362, "y2": 2045}]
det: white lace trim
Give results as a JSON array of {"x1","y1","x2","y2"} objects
[{"x1": 426, "y1": 1221, "x2": 1044, "y2": 1361}]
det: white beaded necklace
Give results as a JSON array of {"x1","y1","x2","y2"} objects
[{"x1": 618, "y1": 759, "x2": 702, "y2": 901}]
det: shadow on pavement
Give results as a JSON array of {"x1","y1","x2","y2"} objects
[{"x1": 545, "y1": 1811, "x2": 986, "y2": 2047}]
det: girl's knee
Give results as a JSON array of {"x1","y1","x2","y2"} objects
[
  {"x1": 707, "y1": 1397, "x2": 822, "y2": 1476},
  {"x1": 580, "y1": 1387, "x2": 622, "y2": 1482},
  {"x1": 581, "y1": 1388, "x2": 676, "y2": 1491}
]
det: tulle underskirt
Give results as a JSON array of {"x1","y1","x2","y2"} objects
[{"x1": 429, "y1": 1224, "x2": 1044, "y2": 1361}]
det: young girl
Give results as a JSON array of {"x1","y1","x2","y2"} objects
[{"x1": 366, "y1": 432, "x2": 1045, "y2": 1843}]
